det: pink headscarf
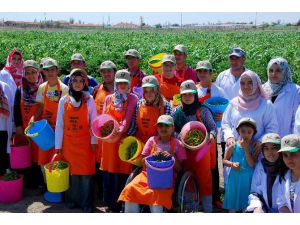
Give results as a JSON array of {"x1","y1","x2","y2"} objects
[
  {"x1": 3, "y1": 49, "x2": 24, "y2": 87},
  {"x1": 231, "y1": 71, "x2": 267, "y2": 112}
]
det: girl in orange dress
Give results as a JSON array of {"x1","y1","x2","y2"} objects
[{"x1": 119, "y1": 115, "x2": 187, "y2": 212}]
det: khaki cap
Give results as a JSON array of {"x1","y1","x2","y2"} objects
[
  {"x1": 157, "y1": 115, "x2": 174, "y2": 126},
  {"x1": 173, "y1": 44, "x2": 187, "y2": 55},
  {"x1": 115, "y1": 69, "x2": 131, "y2": 83},
  {"x1": 71, "y1": 53, "x2": 85, "y2": 62},
  {"x1": 278, "y1": 134, "x2": 300, "y2": 153},
  {"x1": 196, "y1": 60, "x2": 213, "y2": 71},
  {"x1": 236, "y1": 117, "x2": 257, "y2": 133},
  {"x1": 125, "y1": 49, "x2": 141, "y2": 59},
  {"x1": 262, "y1": 133, "x2": 281, "y2": 145},
  {"x1": 162, "y1": 54, "x2": 176, "y2": 64},
  {"x1": 142, "y1": 75, "x2": 158, "y2": 88},
  {"x1": 99, "y1": 60, "x2": 117, "y2": 71},
  {"x1": 180, "y1": 80, "x2": 197, "y2": 94},
  {"x1": 23, "y1": 60, "x2": 39, "y2": 70},
  {"x1": 42, "y1": 58, "x2": 58, "y2": 69}
]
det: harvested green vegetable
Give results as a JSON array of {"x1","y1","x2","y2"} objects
[
  {"x1": 127, "y1": 142, "x2": 138, "y2": 160},
  {"x1": 184, "y1": 129, "x2": 204, "y2": 146},
  {"x1": 2, "y1": 171, "x2": 20, "y2": 181},
  {"x1": 46, "y1": 161, "x2": 68, "y2": 170},
  {"x1": 209, "y1": 101, "x2": 227, "y2": 106},
  {"x1": 100, "y1": 120, "x2": 114, "y2": 137}
]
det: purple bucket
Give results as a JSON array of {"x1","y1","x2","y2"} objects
[{"x1": 145, "y1": 155, "x2": 175, "y2": 189}]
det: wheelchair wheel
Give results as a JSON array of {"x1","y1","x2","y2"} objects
[{"x1": 176, "y1": 171, "x2": 200, "y2": 213}]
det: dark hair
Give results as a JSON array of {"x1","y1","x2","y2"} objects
[
  {"x1": 278, "y1": 152, "x2": 289, "y2": 183},
  {"x1": 237, "y1": 123, "x2": 257, "y2": 137}
]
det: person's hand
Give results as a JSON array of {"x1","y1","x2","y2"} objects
[
  {"x1": 253, "y1": 207, "x2": 264, "y2": 213},
  {"x1": 161, "y1": 151, "x2": 172, "y2": 158},
  {"x1": 29, "y1": 116, "x2": 35, "y2": 125},
  {"x1": 232, "y1": 162, "x2": 240, "y2": 171},
  {"x1": 117, "y1": 125, "x2": 125, "y2": 134},
  {"x1": 91, "y1": 144, "x2": 97, "y2": 152},
  {"x1": 152, "y1": 151, "x2": 161, "y2": 157},
  {"x1": 16, "y1": 126, "x2": 24, "y2": 135},
  {"x1": 209, "y1": 133, "x2": 215, "y2": 144},
  {"x1": 55, "y1": 149, "x2": 62, "y2": 155},
  {"x1": 226, "y1": 137, "x2": 235, "y2": 147},
  {"x1": 240, "y1": 137, "x2": 250, "y2": 150},
  {"x1": 252, "y1": 141, "x2": 262, "y2": 161},
  {"x1": 214, "y1": 112, "x2": 223, "y2": 122}
]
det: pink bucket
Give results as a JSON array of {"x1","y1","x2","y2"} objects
[
  {"x1": 10, "y1": 145, "x2": 32, "y2": 169},
  {"x1": 92, "y1": 114, "x2": 121, "y2": 143},
  {"x1": 0, "y1": 175, "x2": 23, "y2": 203}
]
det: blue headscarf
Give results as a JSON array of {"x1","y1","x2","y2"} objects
[
  {"x1": 264, "y1": 57, "x2": 293, "y2": 98},
  {"x1": 113, "y1": 80, "x2": 131, "y2": 112}
]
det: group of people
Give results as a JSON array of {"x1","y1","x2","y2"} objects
[{"x1": 0, "y1": 45, "x2": 299, "y2": 213}]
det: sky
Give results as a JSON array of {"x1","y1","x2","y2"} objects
[{"x1": 0, "y1": 12, "x2": 299, "y2": 26}]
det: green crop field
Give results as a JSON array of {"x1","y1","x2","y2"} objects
[{"x1": 0, "y1": 29, "x2": 299, "y2": 84}]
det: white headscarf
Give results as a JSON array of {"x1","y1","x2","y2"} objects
[{"x1": 264, "y1": 57, "x2": 292, "y2": 98}]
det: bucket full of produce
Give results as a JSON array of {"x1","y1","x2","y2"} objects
[
  {"x1": 0, "y1": 171, "x2": 23, "y2": 203},
  {"x1": 145, "y1": 154, "x2": 175, "y2": 189},
  {"x1": 148, "y1": 53, "x2": 166, "y2": 74},
  {"x1": 91, "y1": 114, "x2": 121, "y2": 143},
  {"x1": 44, "y1": 154, "x2": 69, "y2": 193},
  {"x1": 204, "y1": 97, "x2": 229, "y2": 127},
  {"x1": 119, "y1": 136, "x2": 144, "y2": 166},
  {"x1": 10, "y1": 135, "x2": 32, "y2": 169}
]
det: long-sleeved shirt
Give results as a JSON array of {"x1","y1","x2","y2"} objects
[
  {"x1": 221, "y1": 99, "x2": 278, "y2": 142},
  {"x1": 0, "y1": 69, "x2": 17, "y2": 103},
  {"x1": 294, "y1": 106, "x2": 300, "y2": 134},
  {"x1": 13, "y1": 87, "x2": 23, "y2": 128},
  {"x1": 55, "y1": 95, "x2": 97, "y2": 149},
  {"x1": 127, "y1": 99, "x2": 173, "y2": 136}
]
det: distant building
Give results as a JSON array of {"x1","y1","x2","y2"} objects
[{"x1": 113, "y1": 22, "x2": 140, "y2": 28}]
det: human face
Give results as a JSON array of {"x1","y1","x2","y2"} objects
[
  {"x1": 70, "y1": 60, "x2": 85, "y2": 70},
  {"x1": 126, "y1": 56, "x2": 140, "y2": 70},
  {"x1": 43, "y1": 67, "x2": 58, "y2": 82},
  {"x1": 157, "y1": 123, "x2": 174, "y2": 139},
  {"x1": 238, "y1": 125, "x2": 255, "y2": 142},
  {"x1": 262, "y1": 143, "x2": 280, "y2": 163},
  {"x1": 229, "y1": 55, "x2": 245, "y2": 71},
  {"x1": 197, "y1": 69, "x2": 212, "y2": 83},
  {"x1": 100, "y1": 69, "x2": 115, "y2": 84},
  {"x1": 181, "y1": 93, "x2": 195, "y2": 105},
  {"x1": 24, "y1": 67, "x2": 39, "y2": 83},
  {"x1": 268, "y1": 63, "x2": 282, "y2": 84},
  {"x1": 72, "y1": 75, "x2": 85, "y2": 92},
  {"x1": 11, "y1": 53, "x2": 22, "y2": 68},
  {"x1": 173, "y1": 50, "x2": 187, "y2": 64},
  {"x1": 143, "y1": 87, "x2": 156, "y2": 103},
  {"x1": 162, "y1": 62, "x2": 175, "y2": 78},
  {"x1": 240, "y1": 76, "x2": 254, "y2": 96},
  {"x1": 282, "y1": 151, "x2": 300, "y2": 171},
  {"x1": 117, "y1": 82, "x2": 129, "y2": 94}
]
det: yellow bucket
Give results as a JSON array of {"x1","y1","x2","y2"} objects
[
  {"x1": 173, "y1": 94, "x2": 181, "y2": 106},
  {"x1": 44, "y1": 154, "x2": 69, "y2": 193},
  {"x1": 119, "y1": 136, "x2": 144, "y2": 166},
  {"x1": 148, "y1": 53, "x2": 166, "y2": 74}
]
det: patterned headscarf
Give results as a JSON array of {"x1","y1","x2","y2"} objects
[
  {"x1": 3, "y1": 49, "x2": 24, "y2": 87},
  {"x1": 113, "y1": 81, "x2": 131, "y2": 112},
  {"x1": 21, "y1": 68, "x2": 43, "y2": 105},
  {"x1": 264, "y1": 57, "x2": 293, "y2": 98}
]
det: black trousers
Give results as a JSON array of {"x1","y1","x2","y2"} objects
[
  {"x1": 0, "y1": 131, "x2": 9, "y2": 176},
  {"x1": 94, "y1": 162, "x2": 103, "y2": 202}
]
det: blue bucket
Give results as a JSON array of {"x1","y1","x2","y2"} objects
[
  {"x1": 25, "y1": 119, "x2": 55, "y2": 151},
  {"x1": 205, "y1": 97, "x2": 229, "y2": 127},
  {"x1": 44, "y1": 191, "x2": 62, "y2": 203},
  {"x1": 145, "y1": 155, "x2": 175, "y2": 189}
]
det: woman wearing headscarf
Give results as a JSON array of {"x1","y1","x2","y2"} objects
[
  {"x1": 127, "y1": 75, "x2": 172, "y2": 143},
  {"x1": 263, "y1": 57, "x2": 300, "y2": 137},
  {"x1": 55, "y1": 68, "x2": 97, "y2": 213},
  {"x1": 100, "y1": 69, "x2": 138, "y2": 212},
  {"x1": 222, "y1": 71, "x2": 278, "y2": 186},
  {"x1": 172, "y1": 80, "x2": 217, "y2": 212},
  {"x1": 13, "y1": 60, "x2": 44, "y2": 187}
]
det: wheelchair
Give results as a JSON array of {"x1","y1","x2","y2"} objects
[{"x1": 122, "y1": 166, "x2": 200, "y2": 213}]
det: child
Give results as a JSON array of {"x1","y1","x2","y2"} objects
[
  {"x1": 172, "y1": 80, "x2": 217, "y2": 212},
  {"x1": 31, "y1": 58, "x2": 69, "y2": 166},
  {"x1": 55, "y1": 68, "x2": 97, "y2": 213},
  {"x1": 155, "y1": 55, "x2": 181, "y2": 102},
  {"x1": 223, "y1": 117, "x2": 256, "y2": 212},
  {"x1": 196, "y1": 60, "x2": 227, "y2": 208},
  {"x1": 127, "y1": 75, "x2": 172, "y2": 143},
  {"x1": 276, "y1": 134, "x2": 300, "y2": 213},
  {"x1": 0, "y1": 80, "x2": 13, "y2": 176},
  {"x1": 101, "y1": 69, "x2": 138, "y2": 212},
  {"x1": 173, "y1": 44, "x2": 197, "y2": 83},
  {"x1": 124, "y1": 49, "x2": 146, "y2": 89},
  {"x1": 247, "y1": 133, "x2": 281, "y2": 213},
  {"x1": 119, "y1": 115, "x2": 187, "y2": 212},
  {"x1": 63, "y1": 53, "x2": 98, "y2": 92}
]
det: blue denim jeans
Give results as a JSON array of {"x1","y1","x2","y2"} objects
[{"x1": 125, "y1": 202, "x2": 164, "y2": 213}]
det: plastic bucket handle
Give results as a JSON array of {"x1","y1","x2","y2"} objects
[
  {"x1": 48, "y1": 154, "x2": 62, "y2": 173},
  {"x1": 25, "y1": 121, "x2": 46, "y2": 138},
  {"x1": 145, "y1": 156, "x2": 175, "y2": 172}
]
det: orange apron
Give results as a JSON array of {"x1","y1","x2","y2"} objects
[
  {"x1": 135, "y1": 102, "x2": 164, "y2": 143},
  {"x1": 62, "y1": 96, "x2": 95, "y2": 175},
  {"x1": 100, "y1": 96, "x2": 132, "y2": 174},
  {"x1": 159, "y1": 75, "x2": 180, "y2": 101},
  {"x1": 21, "y1": 99, "x2": 40, "y2": 163},
  {"x1": 197, "y1": 82, "x2": 212, "y2": 103},
  {"x1": 118, "y1": 137, "x2": 175, "y2": 209},
  {"x1": 94, "y1": 84, "x2": 111, "y2": 163},
  {"x1": 183, "y1": 109, "x2": 216, "y2": 196},
  {"x1": 37, "y1": 81, "x2": 60, "y2": 165}
]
